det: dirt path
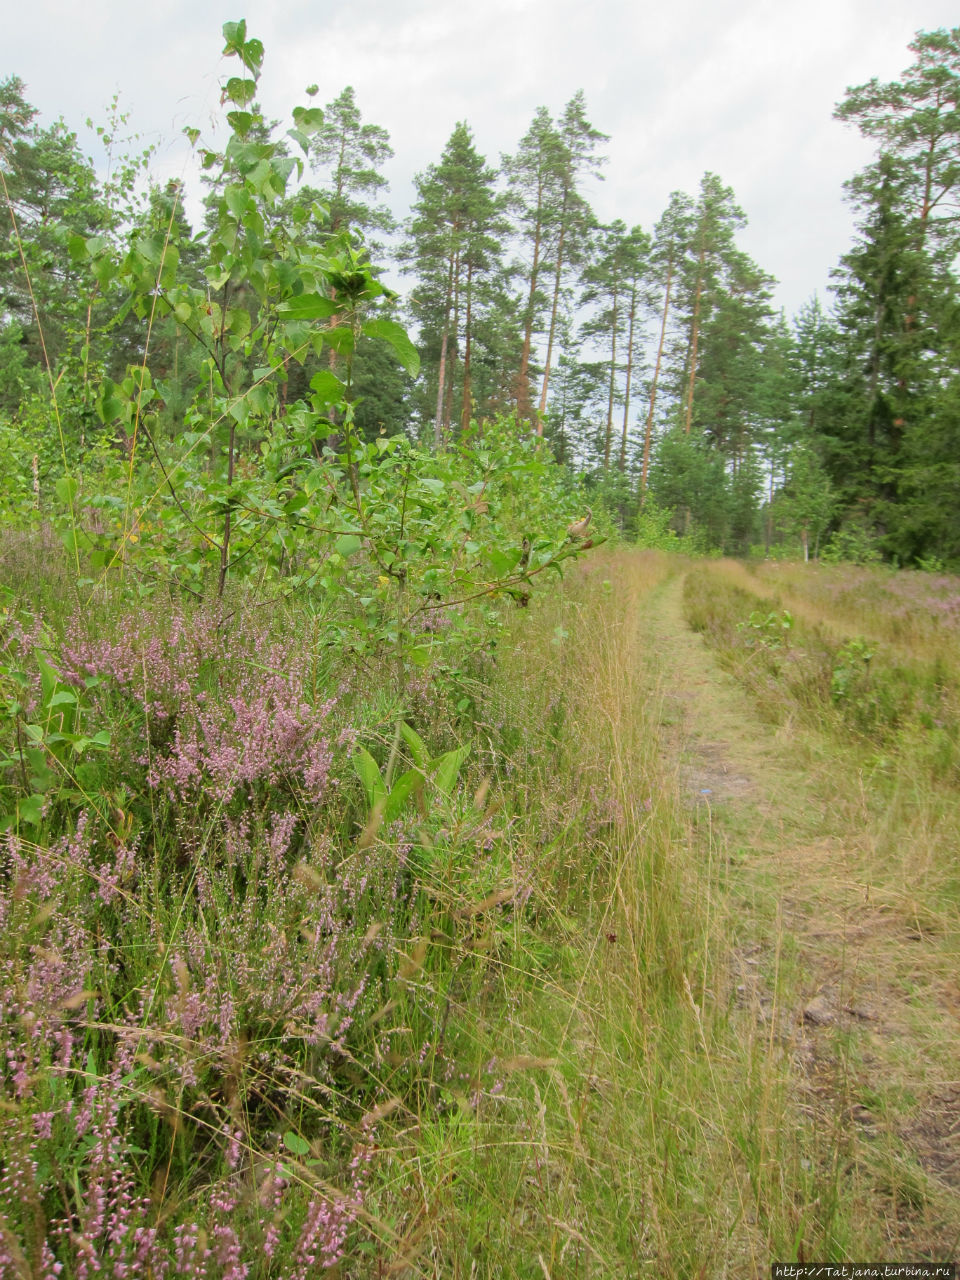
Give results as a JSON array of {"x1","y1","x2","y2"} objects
[{"x1": 643, "y1": 569, "x2": 960, "y2": 1248}]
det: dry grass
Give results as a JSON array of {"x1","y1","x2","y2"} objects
[{"x1": 362, "y1": 550, "x2": 960, "y2": 1275}]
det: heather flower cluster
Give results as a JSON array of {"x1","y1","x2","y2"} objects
[
  {"x1": 0, "y1": 577, "x2": 528, "y2": 1273},
  {"x1": 60, "y1": 604, "x2": 338, "y2": 816}
]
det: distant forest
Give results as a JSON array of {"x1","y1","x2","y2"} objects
[{"x1": 1, "y1": 25, "x2": 958, "y2": 566}]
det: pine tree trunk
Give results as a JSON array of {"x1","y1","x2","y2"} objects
[
  {"x1": 433, "y1": 254, "x2": 456, "y2": 450},
  {"x1": 444, "y1": 251, "x2": 461, "y2": 435},
  {"x1": 517, "y1": 184, "x2": 544, "y2": 424},
  {"x1": 619, "y1": 282, "x2": 637, "y2": 472},
  {"x1": 641, "y1": 258, "x2": 673, "y2": 502},
  {"x1": 603, "y1": 283, "x2": 619, "y2": 470},
  {"x1": 683, "y1": 244, "x2": 705, "y2": 435},
  {"x1": 461, "y1": 260, "x2": 473, "y2": 434},
  {"x1": 538, "y1": 186, "x2": 570, "y2": 422}
]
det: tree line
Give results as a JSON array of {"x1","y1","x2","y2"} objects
[{"x1": 1, "y1": 25, "x2": 959, "y2": 565}]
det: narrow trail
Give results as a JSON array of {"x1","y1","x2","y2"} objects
[{"x1": 642, "y1": 569, "x2": 960, "y2": 1223}]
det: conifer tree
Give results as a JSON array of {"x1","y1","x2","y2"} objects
[
  {"x1": 309, "y1": 85, "x2": 394, "y2": 246},
  {"x1": 403, "y1": 123, "x2": 507, "y2": 445},
  {"x1": 835, "y1": 27, "x2": 960, "y2": 252},
  {"x1": 641, "y1": 191, "x2": 693, "y2": 499},
  {"x1": 537, "y1": 92, "x2": 607, "y2": 423}
]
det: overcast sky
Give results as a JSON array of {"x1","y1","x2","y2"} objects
[{"x1": 8, "y1": 0, "x2": 958, "y2": 315}]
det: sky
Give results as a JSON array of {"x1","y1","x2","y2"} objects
[{"x1": 7, "y1": 0, "x2": 958, "y2": 315}]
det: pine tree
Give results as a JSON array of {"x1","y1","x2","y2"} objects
[
  {"x1": 578, "y1": 221, "x2": 650, "y2": 470},
  {"x1": 309, "y1": 86, "x2": 394, "y2": 248},
  {"x1": 641, "y1": 191, "x2": 693, "y2": 499},
  {"x1": 835, "y1": 27, "x2": 960, "y2": 252},
  {"x1": 403, "y1": 123, "x2": 508, "y2": 445},
  {"x1": 537, "y1": 93, "x2": 606, "y2": 424},
  {"x1": 502, "y1": 106, "x2": 564, "y2": 423}
]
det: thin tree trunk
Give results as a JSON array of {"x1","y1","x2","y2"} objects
[
  {"x1": 461, "y1": 260, "x2": 473, "y2": 433},
  {"x1": 433, "y1": 253, "x2": 456, "y2": 450},
  {"x1": 641, "y1": 257, "x2": 673, "y2": 502},
  {"x1": 603, "y1": 283, "x2": 619, "y2": 470},
  {"x1": 517, "y1": 181, "x2": 545, "y2": 423},
  {"x1": 683, "y1": 243, "x2": 705, "y2": 436},
  {"x1": 538, "y1": 186, "x2": 571, "y2": 423},
  {"x1": 618, "y1": 281, "x2": 637, "y2": 472},
  {"x1": 444, "y1": 250, "x2": 461, "y2": 435}
]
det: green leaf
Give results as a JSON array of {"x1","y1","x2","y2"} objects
[
  {"x1": 335, "y1": 534, "x2": 362, "y2": 558},
  {"x1": 383, "y1": 767, "x2": 425, "y2": 822},
  {"x1": 18, "y1": 794, "x2": 45, "y2": 828},
  {"x1": 282, "y1": 1131, "x2": 310, "y2": 1157},
  {"x1": 278, "y1": 294, "x2": 339, "y2": 321},
  {"x1": 309, "y1": 369, "x2": 346, "y2": 406},
  {"x1": 55, "y1": 475, "x2": 79, "y2": 507},
  {"x1": 224, "y1": 185, "x2": 253, "y2": 220},
  {"x1": 226, "y1": 111, "x2": 255, "y2": 138},
  {"x1": 242, "y1": 38, "x2": 264, "y2": 73},
  {"x1": 431, "y1": 743, "x2": 471, "y2": 797},
  {"x1": 399, "y1": 722, "x2": 430, "y2": 770},
  {"x1": 225, "y1": 77, "x2": 257, "y2": 107},
  {"x1": 47, "y1": 690, "x2": 78, "y2": 709},
  {"x1": 222, "y1": 19, "x2": 247, "y2": 50},
  {"x1": 363, "y1": 317, "x2": 420, "y2": 376},
  {"x1": 486, "y1": 547, "x2": 522, "y2": 578},
  {"x1": 292, "y1": 106, "x2": 324, "y2": 134},
  {"x1": 353, "y1": 748, "x2": 386, "y2": 811}
]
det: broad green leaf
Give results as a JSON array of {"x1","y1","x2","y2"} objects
[
  {"x1": 224, "y1": 185, "x2": 252, "y2": 219},
  {"x1": 322, "y1": 325, "x2": 355, "y2": 356},
  {"x1": 486, "y1": 547, "x2": 522, "y2": 578},
  {"x1": 55, "y1": 475, "x2": 79, "y2": 507},
  {"x1": 225, "y1": 77, "x2": 257, "y2": 107},
  {"x1": 222, "y1": 19, "x2": 247, "y2": 50},
  {"x1": 47, "y1": 690, "x2": 78, "y2": 709},
  {"x1": 431, "y1": 743, "x2": 471, "y2": 797},
  {"x1": 282, "y1": 1131, "x2": 310, "y2": 1157},
  {"x1": 18, "y1": 794, "x2": 45, "y2": 828},
  {"x1": 278, "y1": 294, "x2": 339, "y2": 321},
  {"x1": 353, "y1": 748, "x2": 386, "y2": 811},
  {"x1": 292, "y1": 106, "x2": 324, "y2": 134},
  {"x1": 363, "y1": 317, "x2": 420, "y2": 376},
  {"x1": 309, "y1": 369, "x2": 346, "y2": 406},
  {"x1": 399, "y1": 722, "x2": 430, "y2": 770},
  {"x1": 335, "y1": 534, "x2": 362, "y2": 558},
  {"x1": 383, "y1": 767, "x2": 425, "y2": 822}
]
